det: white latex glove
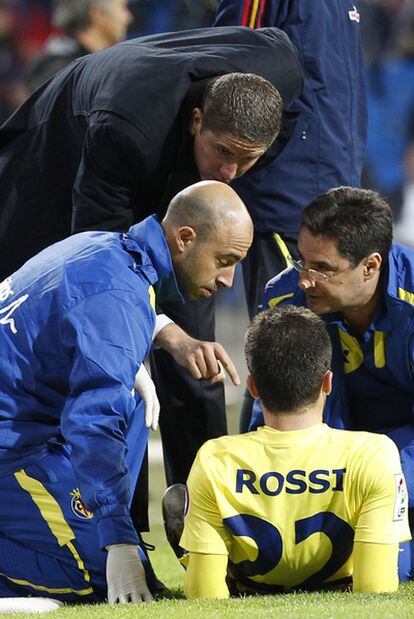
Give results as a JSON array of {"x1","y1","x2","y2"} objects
[
  {"x1": 106, "y1": 544, "x2": 153, "y2": 604},
  {"x1": 134, "y1": 364, "x2": 160, "y2": 431}
]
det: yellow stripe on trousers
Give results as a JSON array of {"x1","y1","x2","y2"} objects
[
  {"x1": 0, "y1": 571, "x2": 93, "y2": 596},
  {"x1": 12, "y1": 469, "x2": 93, "y2": 596}
]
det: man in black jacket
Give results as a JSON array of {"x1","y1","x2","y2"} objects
[{"x1": 0, "y1": 25, "x2": 302, "y2": 527}]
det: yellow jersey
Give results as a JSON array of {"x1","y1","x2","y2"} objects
[{"x1": 181, "y1": 424, "x2": 410, "y2": 591}]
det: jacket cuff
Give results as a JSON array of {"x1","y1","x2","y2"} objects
[{"x1": 95, "y1": 504, "x2": 139, "y2": 550}]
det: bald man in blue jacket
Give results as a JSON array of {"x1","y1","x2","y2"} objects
[{"x1": 0, "y1": 181, "x2": 253, "y2": 604}]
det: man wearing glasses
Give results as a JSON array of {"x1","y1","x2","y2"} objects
[{"x1": 255, "y1": 186, "x2": 414, "y2": 581}]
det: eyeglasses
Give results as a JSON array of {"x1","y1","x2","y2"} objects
[{"x1": 288, "y1": 255, "x2": 352, "y2": 282}]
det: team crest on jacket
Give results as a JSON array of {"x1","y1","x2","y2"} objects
[{"x1": 70, "y1": 488, "x2": 94, "y2": 520}]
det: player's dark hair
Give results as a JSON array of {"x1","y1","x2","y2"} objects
[
  {"x1": 301, "y1": 187, "x2": 393, "y2": 267},
  {"x1": 245, "y1": 305, "x2": 332, "y2": 413},
  {"x1": 201, "y1": 73, "x2": 282, "y2": 147},
  {"x1": 53, "y1": 0, "x2": 110, "y2": 36}
]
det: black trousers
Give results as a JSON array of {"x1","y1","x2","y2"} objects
[
  {"x1": 242, "y1": 231, "x2": 298, "y2": 320},
  {"x1": 151, "y1": 295, "x2": 226, "y2": 485}
]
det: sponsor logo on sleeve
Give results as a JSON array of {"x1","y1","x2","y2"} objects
[{"x1": 393, "y1": 474, "x2": 407, "y2": 522}]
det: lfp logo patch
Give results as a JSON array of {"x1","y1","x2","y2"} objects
[
  {"x1": 70, "y1": 488, "x2": 94, "y2": 520},
  {"x1": 393, "y1": 474, "x2": 407, "y2": 522}
]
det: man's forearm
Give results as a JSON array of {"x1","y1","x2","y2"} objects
[
  {"x1": 184, "y1": 553, "x2": 229, "y2": 599},
  {"x1": 353, "y1": 541, "x2": 399, "y2": 592}
]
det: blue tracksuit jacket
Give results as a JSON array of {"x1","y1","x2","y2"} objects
[
  {"x1": 215, "y1": 0, "x2": 367, "y2": 236},
  {"x1": 0, "y1": 215, "x2": 182, "y2": 549}
]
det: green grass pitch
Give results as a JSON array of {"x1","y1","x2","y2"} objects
[
  {"x1": 3, "y1": 433, "x2": 414, "y2": 617},
  {"x1": 2, "y1": 540, "x2": 414, "y2": 619},
  {"x1": 3, "y1": 508, "x2": 414, "y2": 617}
]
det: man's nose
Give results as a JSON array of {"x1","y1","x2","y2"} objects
[
  {"x1": 217, "y1": 266, "x2": 235, "y2": 288},
  {"x1": 219, "y1": 162, "x2": 238, "y2": 183},
  {"x1": 298, "y1": 271, "x2": 316, "y2": 290}
]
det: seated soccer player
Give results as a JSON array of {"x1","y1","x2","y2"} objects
[{"x1": 176, "y1": 305, "x2": 411, "y2": 597}]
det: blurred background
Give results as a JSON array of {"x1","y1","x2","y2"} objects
[{"x1": 1, "y1": 2, "x2": 413, "y2": 540}]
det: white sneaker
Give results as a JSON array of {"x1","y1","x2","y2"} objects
[{"x1": 0, "y1": 597, "x2": 63, "y2": 613}]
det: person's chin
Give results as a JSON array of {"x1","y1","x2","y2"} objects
[
  {"x1": 184, "y1": 284, "x2": 216, "y2": 300},
  {"x1": 306, "y1": 294, "x2": 331, "y2": 314},
  {"x1": 184, "y1": 290, "x2": 198, "y2": 301},
  {"x1": 184, "y1": 287, "x2": 210, "y2": 301},
  {"x1": 200, "y1": 171, "x2": 228, "y2": 184}
]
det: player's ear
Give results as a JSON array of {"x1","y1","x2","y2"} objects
[
  {"x1": 362, "y1": 252, "x2": 382, "y2": 279},
  {"x1": 322, "y1": 370, "x2": 332, "y2": 396},
  {"x1": 190, "y1": 107, "x2": 203, "y2": 135},
  {"x1": 177, "y1": 226, "x2": 197, "y2": 253},
  {"x1": 246, "y1": 374, "x2": 260, "y2": 399}
]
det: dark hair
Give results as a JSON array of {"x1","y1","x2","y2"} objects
[
  {"x1": 302, "y1": 187, "x2": 393, "y2": 267},
  {"x1": 201, "y1": 73, "x2": 282, "y2": 146},
  {"x1": 53, "y1": 0, "x2": 110, "y2": 36},
  {"x1": 245, "y1": 305, "x2": 332, "y2": 413}
]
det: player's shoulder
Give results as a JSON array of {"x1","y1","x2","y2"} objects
[
  {"x1": 263, "y1": 267, "x2": 305, "y2": 310},
  {"x1": 62, "y1": 232, "x2": 152, "y2": 298},
  {"x1": 327, "y1": 427, "x2": 398, "y2": 461},
  {"x1": 197, "y1": 432, "x2": 255, "y2": 462},
  {"x1": 388, "y1": 243, "x2": 414, "y2": 311}
]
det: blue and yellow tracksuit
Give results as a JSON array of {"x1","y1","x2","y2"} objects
[
  {"x1": 254, "y1": 242, "x2": 414, "y2": 579},
  {"x1": 0, "y1": 215, "x2": 182, "y2": 600}
]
